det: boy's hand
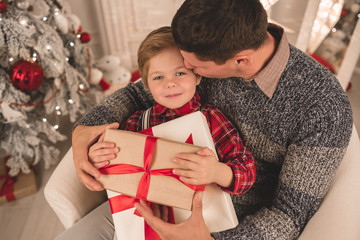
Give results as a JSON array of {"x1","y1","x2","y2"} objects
[
  {"x1": 88, "y1": 132, "x2": 119, "y2": 169},
  {"x1": 173, "y1": 147, "x2": 217, "y2": 185},
  {"x1": 72, "y1": 123, "x2": 119, "y2": 191},
  {"x1": 173, "y1": 147, "x2": 233, "y2": 187}
]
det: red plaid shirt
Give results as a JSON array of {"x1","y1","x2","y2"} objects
[{"x1": 120, "y1": 93, "x2": 256, "y2": 196}]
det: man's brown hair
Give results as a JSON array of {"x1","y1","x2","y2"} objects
[{"x1": 172, "y1": 0, "x2": 268, "y2": 64}]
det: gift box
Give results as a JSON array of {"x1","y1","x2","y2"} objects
[
  {"x1": 98, "y1": 129, "x2": 204, "y2": 210},
  {"x1": 0, "y1": 156, "x2": 37, "y2": 204},
  {"x1": 101, "y1": 111, "x2": 239, "y2": 240}
]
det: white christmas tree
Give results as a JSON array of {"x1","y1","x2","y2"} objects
[{"x1": 0, "y1": 0, "x2": 100, "y2": 176}]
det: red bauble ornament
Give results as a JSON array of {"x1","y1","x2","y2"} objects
[
  {"x1": 0, "y1": 0, "x2": 7, "y2": 13},
  {"x1": 341, "y1": 9, "x2": 348, "y2": 16},
  {"x1": 80, "y1": 32, "x2": 91, "y2": 43},
  {"x1": 10, "y1": 60, "x2": 44, "y2": 92},
  {"x1": 77, "y1": 26, "x2": 82, "y2": 34}
]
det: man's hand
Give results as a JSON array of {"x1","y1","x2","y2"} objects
[
  {"x1": 72, "y1": 123, "x2": 119, "y2": 191},
  {"x1": 173, "y1": 147, "x2": 233, "y2": 188},
  {"x1": 135, "y1": 191, "x2": 213, "y2": 240}
]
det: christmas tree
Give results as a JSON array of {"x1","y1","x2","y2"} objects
[{"x1": 0, "y1": 0, "x2": 100, "y2": 176}]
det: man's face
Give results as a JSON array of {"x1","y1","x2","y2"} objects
[{"x1": 180, "y1": 50, "x2": 238, "y2": 78}]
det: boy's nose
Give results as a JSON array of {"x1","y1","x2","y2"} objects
[{"x1": 165, "y1": 78, "x2": 176, "y2": 88}]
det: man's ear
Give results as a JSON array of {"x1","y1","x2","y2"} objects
[{"x1": 233, "y1": 52, "x2": 250, "y2": 66}]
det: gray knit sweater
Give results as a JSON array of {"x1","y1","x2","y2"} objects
[{"x1": 76, "y1": 45, "x2": 353, "y2": 239}]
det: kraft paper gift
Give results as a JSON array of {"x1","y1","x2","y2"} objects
[
  {"x1": 98, "y1": 129, "x2": 204, "y2": 210},
  {"x1": 100, "y1": 111, "x2": 239, "y2": 240},
  {"x1": 0, "y1": 156, "x2": 37, "y2": 204}
]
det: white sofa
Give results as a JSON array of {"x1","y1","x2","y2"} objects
[{"x1": 44, "y1": 125, "x2": 360, "y2": 239}]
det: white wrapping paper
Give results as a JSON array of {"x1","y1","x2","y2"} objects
[{"x1": 109, "y1": 111, "x2": 239, "y2": 240}]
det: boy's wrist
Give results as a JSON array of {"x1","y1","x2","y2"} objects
[{"x1": 215, "y1": 162, "x2": 233, "y2": 188}]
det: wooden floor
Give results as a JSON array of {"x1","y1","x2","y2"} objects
[{"x1": 0, "y1": 164, "x2": 65, "y2": 240}]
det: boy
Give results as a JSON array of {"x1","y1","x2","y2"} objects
[{"x1": 89, "y1": 26, "x2": 256, "y2": 196}]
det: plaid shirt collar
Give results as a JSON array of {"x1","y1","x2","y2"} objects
[
  {"x1": 152, "y1": 93, "x2": 201, "y2": 116},
  {"x1": 253, "y1": 23, "x2": 290, "y2": 99}
]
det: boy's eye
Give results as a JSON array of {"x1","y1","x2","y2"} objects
[
  {"x1": 153, "y1": 76, "x2": 163, "y2": 80},
  {"x1": 176, "y1": 72, "x2": 185, "y2": 76}
]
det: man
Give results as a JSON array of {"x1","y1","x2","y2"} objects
[{"x1": 72, "y1": 0, "x2": 352, "y2": 239}]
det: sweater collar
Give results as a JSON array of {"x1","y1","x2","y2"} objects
[{"x1": 253, "y1": 23, "x2": 290, "y2": 99}]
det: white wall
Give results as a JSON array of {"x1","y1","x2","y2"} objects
[{"x1": 67, "y1": 0, "x2": 105, "y2": 59}]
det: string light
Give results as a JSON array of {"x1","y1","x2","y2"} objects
[
  {"x1": 32, "y1": 53, "x2": 37, "y2": 62},
  {"x1": 308, "y1": 0, "x2": 344, "y2": 53},
  {"x1": 68, "y1": 99, "x2": 74, "y2": 104},
  {"x1": 69, "y1": 42, "x2": 75, "y2": 47},
  {"x1": 19, "y1": 18, "x2": 28, "y2": 26},
  {"x1": 54, "y1": 125, "x2": 59, "y2": 130},
  {"x1": 42, "y1": 118, "x2": 47, "y2": 122},
  {"x1": 42, "y1": 17, "x2": 48, "y2": 21}
]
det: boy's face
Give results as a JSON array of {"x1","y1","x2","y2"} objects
[{"x1": 147, "y1": 47, "x2": 201, "y2": 109}]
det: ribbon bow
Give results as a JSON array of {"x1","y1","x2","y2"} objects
[{"x1": 0, "y1": 156, "x2": 16, "y2": 202}]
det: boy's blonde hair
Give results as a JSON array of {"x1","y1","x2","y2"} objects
[{"x1": 137, "y1": 26, "x2": 177, "y2": 88}]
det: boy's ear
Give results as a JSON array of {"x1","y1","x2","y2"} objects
[{"x1": 195, "y1": 74, "x2": 202, "y2": 85}]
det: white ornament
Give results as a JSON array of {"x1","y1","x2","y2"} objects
[
  {"x1": 53, "y1": 60, "x2": 65, "y2": 75},
  {"x1": 54, "y1": 9, "x2": 69, "y2": 34},
  {"x1": 95, "y1": 55, "x2": 131, "y2": 85},
  {"x1": 15, "y1": 0, "x2": 30, "y2": 10},
  {"x1": 0, "y1": 103, "x2": 26, "y2": 123},
  {"x1": 90, "y1": 68, "x2": 103, "y2": 85},
  {"x1": 95, "y1": 55, "x2": 131, "y2": 95},
  {"x1": 54, "y1": 78, "x2": 62, "y2": 89},
  {"x1": 28, "y1": 0, "x2": 50, "y2": 19},
  {"x1": 96, "y1": 55, "x2": 121, "y2": 71}
]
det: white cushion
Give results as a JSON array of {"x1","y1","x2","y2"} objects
[
  {"x1": 299, "y1": 125, "x2": 360, "y2": 239},
  {"x1": 44, "y1": 148, "x2": 106, "y2": 229}
]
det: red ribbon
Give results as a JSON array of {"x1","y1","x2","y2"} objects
[
  {"x1": 99, "y1": 135, "x2": 205, "y2": 198},
  {"x1": 99, "y1": 134, "x2": 204, "y2": 239},
  {"x1": 108, "y1": 194, "x2": 172, "y2": 240},
  {"x1": 0, "y1": 156, "x2": 16, "y2": 202}
]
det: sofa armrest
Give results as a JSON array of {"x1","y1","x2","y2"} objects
[
  {"x1": 44, "y1": 147, "x2": 107, "y2": 229},
  {"x1": 299, "y1": 125, "x2": 360, "y2": 239}
]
